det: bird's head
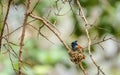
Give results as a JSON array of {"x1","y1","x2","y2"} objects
[{"x1": 71, "y1": 41, "x2": 78, "y2": 49}]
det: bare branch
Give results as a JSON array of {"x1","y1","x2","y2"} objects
[
  {"x1": 28, "y1": 23, "x2": 55, "y2": 44},
  {"x1": 2, "y1": 37, "x2": 18, "y2": 58},
  {"x1": 91, "y1": 37, "x2": 114, "y2": 46},
  {"x1": 76, "y1": 0, "x2": 105, "y2": 75},
  {"x1": 3, "y1": 44, "x2": 17, "y2": 74},
  {"x1": 30, "y1": 0, "x2": 40, "y2": 13},
  {"x1": 78, "y1": 63, "x2": 88, "y2": 75},
  {"x1": 1, "y1": 26, "x2": 23, "y2": 39},
  {"x1": 30, "y1": 14, "x2": 71, "y2": 51},
  {"x1": 0, "y1": 0, "x2": 12, "y2": 52},
  {"x1": 18, "y1": 0, "x2": 31, "y2": 75}
]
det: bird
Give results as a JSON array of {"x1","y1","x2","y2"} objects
[
  {"x1": 71, "y1": 41, "x2": 83, "y2": 53},
  {"x1": 68, "y1": 41, "x2": 85, "y2": 64}
]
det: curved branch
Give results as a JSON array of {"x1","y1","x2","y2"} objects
[
  {"x1": 0, "y1": 0, "x2": 12, "y2": 52},
  {"x1": 30, "y1": 14, "x2": 71, "y2": 51}
]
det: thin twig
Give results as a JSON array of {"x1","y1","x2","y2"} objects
[
  {"x1": 30, "y1": 0, "x2": 40, "y2": 13},
  {"x1": 3, "y1": 44, "x2": 17, "y2": 74},
  {"x1": 2, "y1": 37, "x2": 18, "y2": 57},
  {"x1": 30, "y1": 14, "x2": 71, "y2": 51},
  {"x1": 28, "y1": 19, "x2": 36, "y2": 23},
  {"x1": 1, "y1": 26, "x2": 23, "y2": 39},
  {"x1": 76, "y1": 0, "x2": 105, "y2": 75},
  {"x1": 78, "y1": 63, "x2": 88, "y2": 75},
  {"x1": 98, "y1": 43, "x2": 105, "y2": 51},
  {"x1": 92, "y1": 37, "x2": 113, "y2": 46},
  {"x1": 6, "y1": 23, "x2": 10, "y2": 40},
  {"x1": 37, "y1": 25, "x2": 44, "y2": 39},
  {"x1": 0, "y1": 0, "x2": 12, "y2": 52},
  {"x1": 43, "y1": 17, "x2": 60, "y2": 35},
  {"x1": 18, "y1": 0, "x2": 31, "y2": 75},
  {"x1": 83, "y1": 37, "x2": 114, "y2": 49},
  {"x1": 38, "y1": 24, "x2": 44, "y2": 39},
  {"x1": 28, "y1": 23, "x2": 55, "y2": 44}
]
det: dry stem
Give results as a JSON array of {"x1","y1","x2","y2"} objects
[
  {"x1": 0, "y1": 0, "x2": 12, "y2": 52},
  {"x1": 78, "y1": 63, "x2": 88, "y2": 75},
  {"x1": 30, "y1": 14, "x2": 71, "y2": 51},
  {"x1": 76, "y1": 0, "x2": 105, "y2": 75},
  {"x1": 18, "y1": 0, "x2": 30, "y2": 75}
]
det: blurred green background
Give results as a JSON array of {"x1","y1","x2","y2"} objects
[{"x1": 0, "y1": 0, "x2": 120, "y2": 75}]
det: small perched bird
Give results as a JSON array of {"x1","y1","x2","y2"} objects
[
  {"x1": 68, "y1": 41, "x2": 85, "y2": 64},
  {"x1": 71, "y1": 41, "x2": 83, "y2": 52}
]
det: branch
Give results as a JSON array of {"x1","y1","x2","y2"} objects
[
  {"x1": 30, "y1": 14, "x2": 71, "y2": 51},
  {"x1": 28, "y1": 24, "x2": 55, "y2": 44},
  {"x1": 78, "y1": 63, "x2": 88, "y2": 75},
  {"x1": 18, "y1": 0, "x2": 31, "y2": 75},
  {"x1": 3, "y1": 44, "x2": 17, "y2": 74},
  {"x1": 2, "y1": 37, "x2": 18, "y2": 57},
  {"x1": 83, "y1": 37, "x2": 114, "y2": 50},
  {"x1": 76, "y1": 0, "x2": 105, "y2": 75},
  {"x1": 2, "y1": 26, "x2": 23, "y2": 39},
  {"x1": 30, "y1": 0, "x2": 40, "y2": 13},
  {"x1": 0, "y1": 0, "x2": 12, "y2": 52}
]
